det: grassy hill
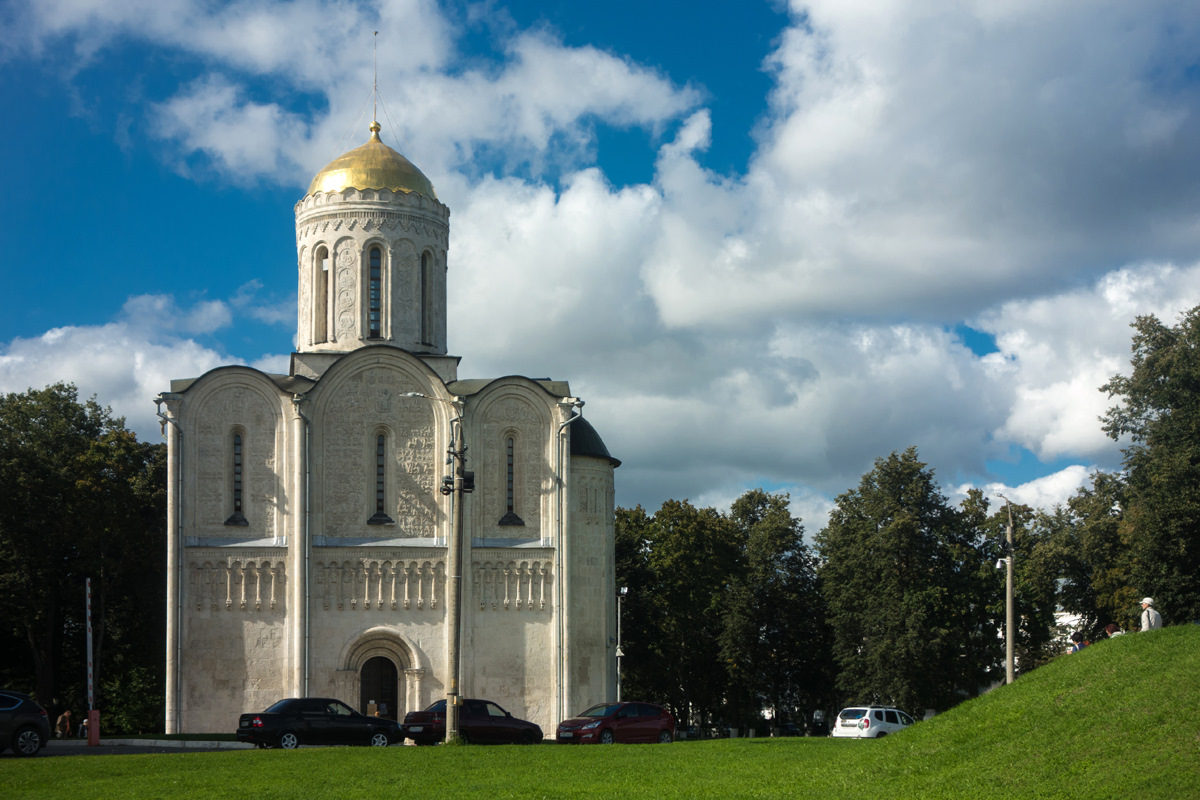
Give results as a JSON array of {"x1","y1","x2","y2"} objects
[{"x1": 3, "y1": 625, "x2": 1197, "y2": 799}]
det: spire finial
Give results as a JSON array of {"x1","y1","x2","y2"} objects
[{"x1": 373, "y1": 31, "x2": 379, "y2": 123}]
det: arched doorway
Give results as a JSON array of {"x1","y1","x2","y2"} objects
[{"x1": 360, "y1": 656, "x2": 398, "y2": 719}]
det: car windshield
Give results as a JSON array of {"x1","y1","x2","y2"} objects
[
  {"x1": 838, "y1": 709, "x2": 867, "y2": 720},
  {"x1": 265, "y1": 699, "x2": 297, "y2": 713},
  {"x1": 424, "y1": 700, "x2": 448, "y2": 712},
  {"x1": 579, "y1": 704, "x2": 623, "y2": 718}
]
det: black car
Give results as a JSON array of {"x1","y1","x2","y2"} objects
[
  {"x1": 401, "y1": 698, "x2": 543, "y2": 745},
  {"x1": 236, "y1": 697, "x2": 403, "y2": 749},
  {"x1": 0, "y1": 690, "x2": 50, "y2": 757}
]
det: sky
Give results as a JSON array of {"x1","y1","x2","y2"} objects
[{"x1": 4, "y1": 0, "x2": 1200, "y2": 533}]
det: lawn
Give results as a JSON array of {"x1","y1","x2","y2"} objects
[{"x1": 3, "y1": 626, "x2": 1197, "y2": 799}]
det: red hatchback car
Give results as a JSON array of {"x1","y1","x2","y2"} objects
[{"x1": 557, "y1": 702, "x2": 675, "y2": 744}]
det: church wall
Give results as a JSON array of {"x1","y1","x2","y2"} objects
[
  {"x1": 307, "y1": 354, "x2": 450, "y2": 544},
  {"x1": 306, "y1": 548, "x2": 447, "y2": 717},
  {"x1": 171, "y1": 369, "x2": 295, "y2": 732},
  {"x1": 181, "y1": 370, "x2": 288, "y2": 542},
  {"x1": 465, "y1": 550, "x2": 556, "y2": 730},
  {"x1": 179, "y1": 551, "x2": 289, "y2": 732},
  {"x1": 467, "y1": 383, "x2": 556, "y2": 543},
  {"x1": 566, "y1": 455, "x2": 617, "y2": 714}
]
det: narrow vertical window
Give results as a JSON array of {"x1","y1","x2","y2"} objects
[
  {"x1": 225, "y1": 433, "x2": 248, "y2": 526},
  {"x1": 499, "y1": 436, "x2": 525, "y2": 526},
  {"x1": 369, "y1": 246, "x2": 382, "y2": 338},
  {"x1": 315, "y1": 246, "x2": 329, "y2": 343},
  {"x1": 368, "y1": 433, "x2": 394, "y2": 525},
  {"x1": 420, "y1": 252, "x2": 432, "y2": 345}
]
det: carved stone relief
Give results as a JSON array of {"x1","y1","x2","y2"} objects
[
  {"x1": 315, "y1": 557, "x2": 444, "y2": 612},
  {"x1": 482, "y1": 398, "x2": 547, "y2": 536},
  {"x1": 320, "y1": 369, "x2": 438, "y2": 537},
  {"x1": 188, "y1": 555, "x2": 285, "y2": 612},
  {"x1": 335, "y1": 240, "x2": 358, "y2": 339},
  {"x1": 471, "y1": 559, "x2": 552, "y2": 611},
  {"x1": 194, "y1": 386, "x2": 278, "y2": 535}
]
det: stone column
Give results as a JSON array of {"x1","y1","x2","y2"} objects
[{"x1": 291, "y1": 398, "x2": 309, "y2": 696}]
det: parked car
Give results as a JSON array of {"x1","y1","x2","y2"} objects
[
  {"x1": 236, "y1": 697, "x2": 403, "y2": 749},
  {"x1": 401, "y1": 699, "x2": 542, "y2": 745},
  {"x1": 0, "y1": 690, "x2": 50, "y2": 757},
  {"x1": 556, "y1": 701, "x2": 675, "y2": 744},
  {"x1": 830, "y1": 706, "x2": 914, "y2": 738}
]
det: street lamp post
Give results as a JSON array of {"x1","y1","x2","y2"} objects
[
  {"x1": 998, "y1": 494, "x2": 1015, "y2": 684},
  {"x1": 616, "y1": 587, "x2": 628, "y2": 702},
  {"x1": 404, "y1": 392, "x2": 468, "y2": 742}
]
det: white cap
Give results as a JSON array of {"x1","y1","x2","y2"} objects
[{"x1": 1141, "y1": 597, "x2": 1154, "y2": 606}]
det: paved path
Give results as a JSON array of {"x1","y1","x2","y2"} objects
[{"x1": 4, "y1": 739, "x2": 255, "y2": 757}]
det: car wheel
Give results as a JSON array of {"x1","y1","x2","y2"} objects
[
  {"x1": 279, "y1": 732, "x2": 300, "y2": 749},
  {"x1": 12, "y1": 727, "x2": 45, "y2": 757},
  {"x1": 599, "y1": 729, "x2": 615, "y2": 745},
  {"x1": 875, "y1": 732, "x2": 887, "y2": 739},
  {"x1": 520, "y1": 730, "x2": 536, "y2": 745},
  {"x1": 657, "y1": 730, "x2": 673, "y2": 744},
  {"x1": 370, "y1": 731, "x2": 390, "y2": 747}
]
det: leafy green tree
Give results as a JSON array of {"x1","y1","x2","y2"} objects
[
  {"x1": 816, "y1": 447, "x2": 995, "y2": 714},
  {"x1": 1102, "y1": 308, "x2": 1200, "y2": 623},
  {"x1": 0, "y1": 383, "x2": 166, "y2": 724},
  {"x1": 642, "y1": 500, "x2": 741, "y2": 727},
  {"x1": 719, "y1": 490, "x2": 832, "y2": 732},
  {"x1": 1042, "y1": 472, "x2": 1137, "y2": 633}
]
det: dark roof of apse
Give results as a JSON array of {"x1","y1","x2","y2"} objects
[{"x1": 569, "y1": 415, "x2": 621, "y2": 468}]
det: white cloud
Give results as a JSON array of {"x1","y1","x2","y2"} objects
[
  {"x1": 9, "y1": 0, "x2": 1200, "y2": 519},
  {"x1": 957, "y1": 465, "x2": 1100, "y2": 516},
  {"x1": 0, "y1": 323, "x2": 228, "y2": 438}
]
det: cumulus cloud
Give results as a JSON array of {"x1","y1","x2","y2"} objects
[
  {"x1": 0, "y1": 322, "x2": 228, "y2": 438},
  {"x1": 8, "y1": 0, "x2": 1200, "y2": 520}
]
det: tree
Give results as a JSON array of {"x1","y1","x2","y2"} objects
[
  {"x1": 642, "y1": 499, "x2": 741, "y2": 727},
  {"x1": 1102, "y1": 308, "x2": 1200, "y2": 623},
  {"x1": 719, "y1": 490, "x2": 832, "y2": 731},
  {"x1": 0, "y1": 383, "x2": 166, "y2": 724},
  {"x1": 816, "y1": 447, "x2": 995, "y2": 714}
]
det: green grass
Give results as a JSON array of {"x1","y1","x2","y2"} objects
[{"x1": 4, "y1": 627, "x2": 1197, "y2": 799}]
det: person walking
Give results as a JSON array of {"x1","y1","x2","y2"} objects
[
  {"x1": 1140, "y1": 597, "x2": 1163, "y2": 631},
  {"x1": 55, "y1": 709, "x2": 72, "y2": 738}
]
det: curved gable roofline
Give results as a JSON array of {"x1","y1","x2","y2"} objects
[
  {"x1": 448, "y1": 375, "x2": 572, "y2": 399},
  {"x1": 298, "y1": 343, "x2": 452, "y2": 395},
  {"x1": 169, "y1": 363, "x2": 297, "y2": 395}
]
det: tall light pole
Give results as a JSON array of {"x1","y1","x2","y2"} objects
[
  {"x1": 616, "y1": 587, "x2": 628, "y2": 702},
  {"x1": 998, "y1": 494, "x2": 1015, "y2": 684},
  {"x1": 404, "y1": 392, "x2": 468, "y2": 742}
]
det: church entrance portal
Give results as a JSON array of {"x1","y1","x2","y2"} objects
[{"x1": 360, "y1": 656, "x2": 398, "y2": 719}]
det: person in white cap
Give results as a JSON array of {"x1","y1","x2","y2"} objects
[{"x1": 1140, "y1": 597, "x2": 1163, "y2": 631}]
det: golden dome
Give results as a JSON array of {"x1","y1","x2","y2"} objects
[{"x1": 306, "y1": 121, "x2": 437, "y2": 200}]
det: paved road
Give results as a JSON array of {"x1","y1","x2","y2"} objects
[{"x1": 4, "y1": 739, "x2": 254, "y2": 758}]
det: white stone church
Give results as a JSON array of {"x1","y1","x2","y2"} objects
[{"x1": 157, "y1": 121, "x2": 619, "y2": 734}]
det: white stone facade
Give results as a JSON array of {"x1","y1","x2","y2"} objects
[{"x1": 160, "y1": 128, "x2": 618, "y2": 735}]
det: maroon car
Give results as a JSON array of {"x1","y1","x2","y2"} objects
[
  {"x1": 556, "y1": 702, "x2": 675, "y2": 744},
  {"x1": 401, "y1": 698, "x2": 542, "y2": 745}
]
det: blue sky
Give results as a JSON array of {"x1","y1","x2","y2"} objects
[{"x1": 4, "y1": 0, "x2": 1200, "y2": 530}]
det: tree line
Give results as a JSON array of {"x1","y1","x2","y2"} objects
[
  {"x1": 616, "y1": 308, "x2": 1200, "y2": 729},
  {"x1": 2, "y1": 308, "x2": 1198, "y2": 732},
  {"x1": 0, "y1": 383, "x2": 166, "y2": 733}
]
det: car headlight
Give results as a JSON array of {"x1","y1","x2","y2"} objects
[{"x1": 582, "y1": 720, "x2": 601, "y2": 730}]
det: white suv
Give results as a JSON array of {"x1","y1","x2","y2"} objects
[{"x1": 831, "y1": 706, "x2": 914, "y2": 738}]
